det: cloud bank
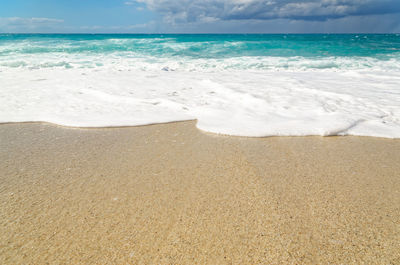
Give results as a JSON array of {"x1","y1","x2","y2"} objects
[
  {"x1": 0, "y1": 17, "x2": 64, "y2": 32},
  {"x1": 136, "y1": 0, "x2": 400, "y2": 23}
]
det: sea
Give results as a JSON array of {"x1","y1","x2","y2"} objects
[{"x1": 1, "y1": 34, "x2": 399, "y2": 137}]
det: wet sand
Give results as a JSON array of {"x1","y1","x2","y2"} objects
[{"x1": 1, "y1": 121, "x2": 399, "y2": 264}]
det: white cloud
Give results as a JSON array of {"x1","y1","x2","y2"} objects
[
  {"x1": 0, "y1": 17, "x2": 64, "y2": 32},
  {"x1": 77, "y1": 21, "x2": 156, "y2": 33}
]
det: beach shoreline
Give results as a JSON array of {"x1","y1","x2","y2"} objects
[{"x1": 1, "y1": 121, "x2": 399, "y2": 264}]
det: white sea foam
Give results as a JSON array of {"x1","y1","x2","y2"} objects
[
  {"x1": 1, "y1": 58, "x2": 400, "y2": 138},
  {"x1": 2, "y1": 52, "x2": 400, "y2": 72}
]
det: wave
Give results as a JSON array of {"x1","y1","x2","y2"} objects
[
  {"x1": 1, "y1": 53, "x2": 400, "y2": 71},
  {"x1": 1, "y1": 34, "x2": 400, "y2": 58}
]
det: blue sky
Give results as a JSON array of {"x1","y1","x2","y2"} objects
[{"x1": 0, "y1": 0, "x2": 399, "y2": 33}]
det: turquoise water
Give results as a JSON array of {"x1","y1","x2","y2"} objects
[
  {"x1": 1, "y1": 34, "x2": 400, "y2": 58},
  {"x1": 1, "y1": 34, "x2": 400, "y2": 71}
]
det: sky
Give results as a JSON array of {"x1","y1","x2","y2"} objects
[{"x1": 0, "y1": 0, "x2": 399, "y2": 33}]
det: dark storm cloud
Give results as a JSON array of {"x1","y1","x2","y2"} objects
[{"x1": 136, "y1": 0, "x2": 400, "y2": 23}]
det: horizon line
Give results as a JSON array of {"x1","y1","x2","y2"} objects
[{"x1": 1, "y1": 32, "x2": 399, "y2": 35}]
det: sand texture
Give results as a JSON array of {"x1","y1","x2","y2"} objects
[{"x1": 1, "y1": 121, "x2": 400, "y2": 264}]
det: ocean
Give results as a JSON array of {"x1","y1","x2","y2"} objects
[{"x1": 1, "y1": 34, "x2": 400, "y2": 137}]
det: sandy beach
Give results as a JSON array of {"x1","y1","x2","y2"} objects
[{"x1": 1, "y1": 121, "x2": 399, "y2": 264}]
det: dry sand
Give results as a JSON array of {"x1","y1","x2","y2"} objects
[{"x1": 1, "y1": 121, "x2": 400, "y2": 264}]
